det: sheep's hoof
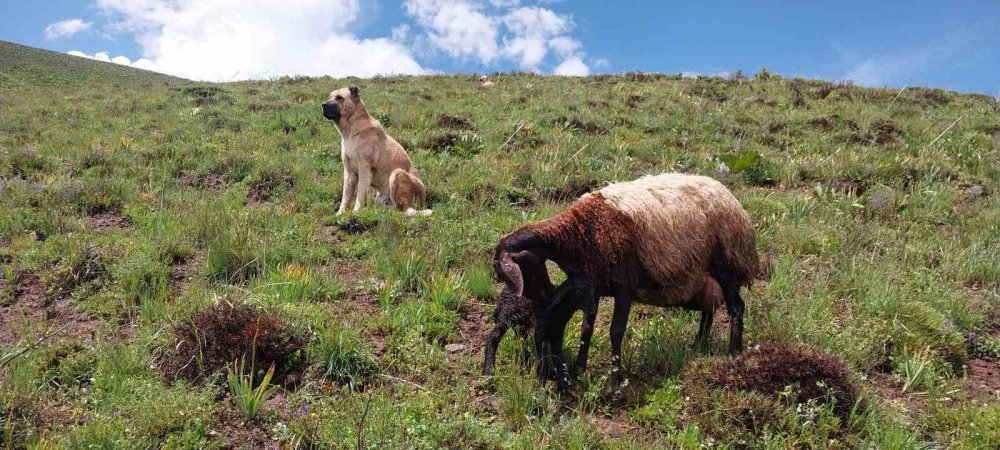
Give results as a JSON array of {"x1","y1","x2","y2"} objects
[{"x1": 475, "y1": 376, "x2": 497, "y2": 392}]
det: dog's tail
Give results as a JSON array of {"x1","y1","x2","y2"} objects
[{"x1": 390, "y1": 168, "x2": 432, "y2": 217}]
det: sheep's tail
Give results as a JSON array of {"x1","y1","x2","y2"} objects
[{"x1": 390, "y1": 168, "x2": 432, "y2": 217}]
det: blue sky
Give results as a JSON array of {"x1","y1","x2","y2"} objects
[{"x1": 1, "y1": 0, "x2": 997, "y2": 94}]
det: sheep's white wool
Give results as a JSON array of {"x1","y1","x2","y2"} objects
[{"x1": 589, "y1": 173, "x2": 755, "y2": 304}]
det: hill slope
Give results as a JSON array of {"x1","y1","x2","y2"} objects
[
  {"x1": 1, "y1": 44, "x2": 999, "y2": 448},
  {"x1": 0, "y1": 40, "x2": 186, "y2": 90}
]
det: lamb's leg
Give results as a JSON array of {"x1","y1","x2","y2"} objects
[
  {"x1": 482, "y1": 324, "x2": 509, "y2": 377},
  {"x1": 609, "y1": 289, "x2": 633, "y2": 384},
  {"x1": 722, "y1": 284, "x2": 745, "y2": 354},
  {"x1": 695, "y1": 308, "x2": 713, "y2": 350}
]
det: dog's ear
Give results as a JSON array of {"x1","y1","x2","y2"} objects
[{"x1": 349, "y1": 85, "x2": 360, "y2": 98}]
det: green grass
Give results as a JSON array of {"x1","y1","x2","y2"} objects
[{"x1": 1, "y1": 40, "x2": 999, "y2": 448}]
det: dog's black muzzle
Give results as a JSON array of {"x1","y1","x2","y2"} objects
[{"x1": 322, "y1": 102, "x2": 340, "y2": 122}]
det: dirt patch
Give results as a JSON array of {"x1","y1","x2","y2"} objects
[
  {"x1": 323, "y1": 261, "x2": 388, "y2": 356},
  {"x1": 966, "y1": 359, "x2": 1000, "y2": 403},
  {"x1": 337, "y1": 216, "x2": 379, "y2": 234},
  {"x1": 827, "y1": 178, "x2": 868, "y2": 196},
  {"x1": 454, "y1": 301, "x2": 491, "y2": 355},
  {"x1": 808, "y1": 114, "x2": 859, "y2": 132},
  {"x1": 958, "y1": 183, "x2": 988, "y2": 199},
  {"x1": 169, "y1": 253, "x2": 203, "y2": 299},
  {"x1": 176, "y1": 171, "x2": 226, "y2": 191},
  {"x1": 246, "y1": 181, "x2": 273, "y2": 203},
  {"x1": 424, "y1": 133, "x2": 460, "y2": 153},
  {"x1": 89, "y1": 209, "x2": 130, "y2": 231},
  {"x1": 211, "y1": 405, "x2": 278, "y2": 449},
  {"x1": 552, "y1": 116, "x2": 609, "y2": 135},
  {"x1": 0, "y1": 272, "x2": 100, "y2": 346},
  {"x1": 850, "y1": 119, "x2": 903, "y2": 146},
  {"x1": 624, "y1": 95, "x2": 646, "y2": 108},
  {"x1": 437, "y1": 114, "x2": 475, "y2": 130}
]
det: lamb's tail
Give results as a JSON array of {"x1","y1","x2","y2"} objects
[{"x1": 390, "y1": 168, "x2": 432, "y2": 217}]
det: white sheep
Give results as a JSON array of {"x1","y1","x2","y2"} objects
[{"x1": 492, "y1": 173, "x2": 758, "y2": 382}]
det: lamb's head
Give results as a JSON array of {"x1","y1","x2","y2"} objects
[{"x1": 492, "y1": 285, "x2": 534, "y2": 335}]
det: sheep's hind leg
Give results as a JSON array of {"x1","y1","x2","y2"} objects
[
  {"x1": 574, "y1": 308, "x2": 597, "y2": 376},
  {"x1": 722, "y1": 284, "x2": 745, "y2": 354},
  {"x1": 694, "y1": 308, "x2": 714, "y2": 351},
  {"x1": 609, "y1": 289, "x2": 633, "y2": 384}
]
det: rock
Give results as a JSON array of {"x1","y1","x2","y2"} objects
[{"x1": 445, "y1": 343, "x2": 465, "y2": 353}]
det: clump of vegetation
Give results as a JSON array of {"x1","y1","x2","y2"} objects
[
  {"x1": 227, "y1": 359, "x2": 280, "y2": 420},
  {"x1": 158, "y1": 302, "x2": 308, "y2": 384},
  {"x1": 312, "y1": 327, "x2": 376, "y2": 389},
  {"x1": 680, "y1": 344, "x2": 859, "y2": 439}
]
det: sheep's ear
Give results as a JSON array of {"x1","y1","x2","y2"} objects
[{"x1": 495, "y1": 252, "x2": 523, "y2": 296}]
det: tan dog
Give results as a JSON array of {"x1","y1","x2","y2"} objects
[{"x1": 322, "y1": 86, "x2": 430, "y2": 216}]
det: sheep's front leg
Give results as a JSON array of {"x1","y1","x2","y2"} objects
[
  {"x1": 532, "y1": 314, "x2": 552, "y2": 381},
  {"x1": 544, "y1": 300, "x2": 578, "y2": 390},
  {"x1": 609, "y1": 289, "x2": 633, "y2": 384},
  {"x1": 353, "y1": 164, "x2": 373, "y2": 211}
]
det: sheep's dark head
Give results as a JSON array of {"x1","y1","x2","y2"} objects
[{"x1": 493, "y1": 229, "x2": 552, "y2": 300}]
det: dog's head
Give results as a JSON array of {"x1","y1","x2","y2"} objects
[{"x1": 322, "y1": 85, "x2": 362, "y2": 123}]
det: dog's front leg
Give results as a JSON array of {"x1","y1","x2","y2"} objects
[
  {"x1": 337, "y1": 167, "x2": 357, "y2": 215},
  {"x1": 353, "y1": 165, "x2": 373, "y2": 212}
]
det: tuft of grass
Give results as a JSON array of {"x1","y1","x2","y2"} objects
[
  {"x1": 313, "y1": 327, "x2": 376, "y2": 389},
  {"x1": 227, "y1": 359, "x2": 280, "y2": 420}
]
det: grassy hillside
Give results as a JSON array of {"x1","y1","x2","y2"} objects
[
  {"x1": 1, "y1": 41, "x2": 998, "y2": 448},
  {"x1": 0, "y1": 41, "x2": 185, "y2": 91}
]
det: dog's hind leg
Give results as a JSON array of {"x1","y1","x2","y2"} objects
[{"x1": 390, "y1": 169, "x2": 432, "y2": 216}]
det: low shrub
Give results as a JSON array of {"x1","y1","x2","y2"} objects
[{"x1": 158, "y1": 302, "x2": 308, "y2": 385}]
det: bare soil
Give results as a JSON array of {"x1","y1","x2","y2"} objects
[
  {"x1": 89, "y1": 209, "x2": 131, "y2": 231},
  {"x1": 0, "y1": 272, "x2": 100, "y2": 346},
  {"x1": 965, "y1": 359, "x2": 1000, "y2": 403}
]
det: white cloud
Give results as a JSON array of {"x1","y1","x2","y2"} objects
[
  {"x1": 85, "y1": 0, "x2": 425, "y2": 81},
  {"x1": 404, "y1": 0, "x2": 500, "y2": 62},
  {"x1": 66, "y1": 50, "x2": 147, "y2": 69},
  {"x1": 404, "y1": 0, "x2": 592, "y2": 74},
  {"x1": 44, "y1": 18, "x2": 92, "y2": 40},
  {"x1": 843, "y1": 48, "x2": 939, "y2": 87},
  {"x1": 553, "y1": 56, "x2": 588, "y2": 76}
]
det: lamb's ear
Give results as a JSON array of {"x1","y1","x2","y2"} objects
[
  {"x1": 495, "y1": 252, "x2": 524, "y2": 296},
  {"x1": 349, "y1": 85, "x2": 360, "y2": 98}
]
